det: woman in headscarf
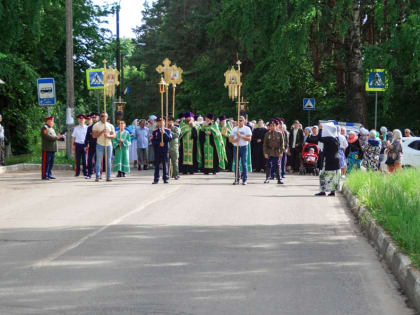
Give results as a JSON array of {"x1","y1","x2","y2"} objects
[
  {"x1": 303, "y1": 127, "x2": 312, "y2": 143},
  {"x1": 337, "y1": 126, "x2": 348, "y2": 178},
  {"x1": 129, "y1": 119, "x2": 138, "y2": 167},
  {"x1": 385, "y1": 129, "x2": 403, "y2": 173},
  {"x1": 251, "y1": 119, "x2": 268, "y2": 172},
  {"x1": 315, "y1": 123, "x2": 340, "y2": 196},
  {"x1": 345, "y1": 131, "x2": 362, "y2": 174},
  {"x1": 361, "y1": 130, "x2": 381, "y2": 171},
  {"x1": 359, "y1": 127, "x2": 369, "y2": 146}
]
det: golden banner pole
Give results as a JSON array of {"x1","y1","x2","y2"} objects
[
  {"x1": 158, "y1": 77, "x2": 166, "y2": 144},
  {"x1": 103, "y1": 59, "x2": 108, "y2": 178},
  {"x1": 235, "y1": 60, "x2": 242, "y2": 184},
  {"x1": 165, "y1": 84, "x2": 169, "y2": 123},
  {"x1": 172, "y1": 84, "x2": 176, "y2": 119}
]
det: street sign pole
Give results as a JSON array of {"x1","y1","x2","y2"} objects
[
  {"x1": 366, "y1": 69, "x2": 387, "y2": 130},
  {"x1": 375, "y1": 91, "x2": 378, "y2": 130},
  {"x1": 308, "y1": 110, "x2": 310, "y2": 126}
]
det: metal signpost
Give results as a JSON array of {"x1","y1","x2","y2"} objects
[
  {"x1": 37, "y1": 78, "x2": 56, "y2": 116},
  {"x1": 366, "y1": 69, "x2": 387, "y2": 130},
  {"x1": 303, "y1": 98, "x2": 315, "y2": 126}
]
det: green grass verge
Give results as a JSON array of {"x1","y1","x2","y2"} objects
[
  {"x1": 346, "y1": 169, "x2": 420, "y2": 268},
  {"x1": 5, "y1": 142, "x2": 74, "y2": 166}
]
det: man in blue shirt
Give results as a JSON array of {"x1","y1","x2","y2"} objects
[{"x1": 135, "y1": 119, "x2": 149, "y2": 170}]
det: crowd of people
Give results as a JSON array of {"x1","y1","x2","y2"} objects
[{"x1": 38, "y1": 112, "x2": 415, "y2": 192}]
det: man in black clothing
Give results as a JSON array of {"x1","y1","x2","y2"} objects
[
  {"x1": 84, "y1": 113, "x2": 99, "y2": 178},
  {"x1": 288, "y1": 120, "x2": 304, "y2": 172}
]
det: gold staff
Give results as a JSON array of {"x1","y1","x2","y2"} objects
[
  {"x1": 224, "y1": 60, "x2": 242, "y2": 183},
  {"x1": 103, "y1": 60, "x2": 119, "y2": 179},
  {"x1": 103, "y1": 59, "x2": 108, "y2": 175},
  {"x1": 235, "y1": 60, "x2": 242, "y2": 184},
  {"x1": 172, "y1": 84, "x2": 176, "y2": 118},
  {"x1": 158, "y1": 77, "x2": 167, "y2": 144}
]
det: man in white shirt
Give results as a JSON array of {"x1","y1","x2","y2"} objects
[
  {"x1": 229, "y1": 116, "x2": 252, "y2": 185},
  {"x1": 0, "y1": 114, "x2": 6, "y2": 166},
  {"x1": 93, "y1": 112, "x2": 116, "y2": 182},
  {"x1": 72, "y1": 115, "x2": 88, "y2": 177}
]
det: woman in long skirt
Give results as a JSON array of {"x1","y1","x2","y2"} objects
[{"x1": 113, "y1": 121, "x2": 131, "y2": 177}]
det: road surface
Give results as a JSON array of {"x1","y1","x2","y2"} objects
[{"x1": 0, "y1": 170, "x2": 414, "y2": 314}]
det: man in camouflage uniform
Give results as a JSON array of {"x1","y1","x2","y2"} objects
[
  {"x1": 168, "y1": 117, "x2": 180, "y2": 180},
  {"x1": 263, "y1": 119, "x2": 285, "y2": 184},
  {"x1": 41, "y1": 116, "x2": 61, "y2": 180}
]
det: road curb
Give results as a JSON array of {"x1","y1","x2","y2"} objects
[
  {"x1": 0, "y1": 163, "x2": 73, "y2": 175},
  {"x1": 342, "y1": 185, "x2": 420, "y2": 312}
]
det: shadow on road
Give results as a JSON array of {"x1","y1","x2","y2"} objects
[{"x1": 0, "y1": 223, "x2": 391, "y2": 315}]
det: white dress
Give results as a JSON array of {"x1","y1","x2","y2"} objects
[{"x1": 129, "y1": 120, "x2": 138, "y2": 162}]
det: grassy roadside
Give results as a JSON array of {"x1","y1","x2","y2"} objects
[
  {"x1": 5, "y1": 141, "x2": 74, "y2": 166},
  {"x1": 346, "y1": 169, "x2": 420, "y2": 268}
]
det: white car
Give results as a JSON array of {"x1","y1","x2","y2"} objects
[{"x1": 402, "y1": 137, "x2": 420, "y2": 168}]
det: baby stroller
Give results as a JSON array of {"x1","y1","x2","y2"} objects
[{"x1": 299, "y1": 143, "x2": 320, "y2": 175}]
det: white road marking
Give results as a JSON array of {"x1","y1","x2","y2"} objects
[{"x1": 31, "y1": 186, "x2": 180, "y2": 268}]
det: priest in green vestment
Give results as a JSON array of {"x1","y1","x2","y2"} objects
[
  {"x1": 113, "y1": 121, "x2": 131, "y2": 177},
  {"x1": 199, "y1": 113, "x2": 227, "y2": 174},
  {"x1": 180, "y1": 112, "x2": 199, "y2": 174},
  {"x1": 218, "y1": 115, "x2": 233, "y2": 171}
]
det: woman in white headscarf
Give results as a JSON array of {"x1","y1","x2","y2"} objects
[
  {"x1": 129, "y1": 119, "x2": 138, "y2": 166},
  {"x1": 385, "y1": 129, "x2": 403, "y2": 172},
  {"x1": 315, "y1": 123, "x2": 340, "y2": 196},
  {"x1": 361, "y1": 129, "x2": 381, "y2": 171},
  {"x1": 337, "y1": 126, "x2": 348, "y2": 178}
]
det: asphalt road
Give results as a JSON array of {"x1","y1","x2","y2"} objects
[{"x1": 0, "y1": 169, "x2": 415, "y2": 314}]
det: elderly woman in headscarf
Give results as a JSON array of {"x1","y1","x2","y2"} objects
[
  {"x1": 337, "y1": 126, "x2": 348, "y2": 178},
  {"x1": 315, "y1": 123, "x2": 340, "y2": 196},
  {"x1": 303, "y1": 127, "x2": 312, "y2": 143},
  {"x1": 385, "y1": 129, "x2": 403, "y2": 173},
  {"x1": 361, "y1": 129, "x2": 381, "y2": 171},
  {"x1": 129, "y1": 119, "x2": 138, "y2": 167},
  {"x1": 359, "y1": 127, "x2": 369, "y2": 146},
  {"x1": 251, "y1": 119, "x2": 268, "y2": 172},
  {"x1": 345, "y1": 131, "x2": 363, "y2": 173}
]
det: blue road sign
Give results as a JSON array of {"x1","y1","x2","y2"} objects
[
  {"x1": 86, "y1": 69, "x2": 104, "y2": 90},
  {"x1": 366, "y1": 69, "x2": 387, "y2": 91},
  {"x1": 37, "y1": 78, "x2": 56, "y2": 106},
  {"x1": 303, "y1": 98, "x2": 315, "y2": 111}
]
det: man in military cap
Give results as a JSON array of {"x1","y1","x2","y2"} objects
[
  {"x1": 72, "y1": 114, "x2": 88, "y2": 177},
  {"x1": 151, "y1": 117, "x2": 172, "y2": 184},
  {"x1": 41, "y1": 117, "x2": 61, "y2": 180},
  {"x1": 84, "y1": 113, "x2": 99, "y2": 179},
  {"x1": 168, "y1": 117, "x2": 180, "y2": 180},
  {"x1": 263, "y1": 119, "x2": 284, "y2": 184}
]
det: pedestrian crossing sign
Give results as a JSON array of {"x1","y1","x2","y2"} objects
[
  {"x1": 303, "y1": 98, "x2": 315, "y2": 111},
  {"x1": 366, "y1": 69, "x2": 387, "y2": 91},
  {"x1": 86, "y1": 69, "x2": 104, "y2": 90}
]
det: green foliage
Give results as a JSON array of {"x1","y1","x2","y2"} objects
[
  {"x1": 0, "y1": 0, "x2": 112, "y2": 154},
  {"x1": 346, "y1": 169, "x2": 420, "y2": 267},
  {"x1": 126, "y1": 0, "x2": 419, "y2": 134}
]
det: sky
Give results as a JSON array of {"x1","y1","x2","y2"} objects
[{"x1": 92, "y1": 0, "x2": 146, "y2": 38}]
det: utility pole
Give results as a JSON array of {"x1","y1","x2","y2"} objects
[
  {"x1": 116, "y1": 4, "x2": 121, "y2": 99},
  {"x1": 114, "y1": 2, "x2": 126, "y2": 125},
  {"x1": 65, "y1": 0, "x2": 75, "y2": 158}
]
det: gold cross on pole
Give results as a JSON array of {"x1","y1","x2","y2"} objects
[{"x1": 156, "y1": 58, "x2": 172, "y2": 82}]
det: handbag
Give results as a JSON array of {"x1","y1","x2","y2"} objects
[{"x1": 385, "y1": 154, "x2": 396, "y2": 166}]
